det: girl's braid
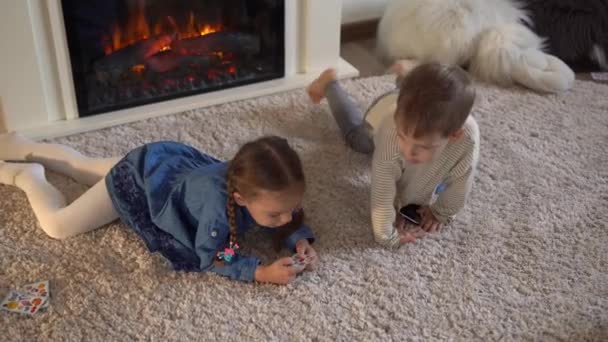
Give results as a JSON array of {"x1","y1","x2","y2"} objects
[{"x1": 225, "y1": 174, "x2": 238, "y2": 247}]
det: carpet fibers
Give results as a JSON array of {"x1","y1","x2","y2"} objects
[{"x1": 1, "y1": 75, "x2": 607, "y2": 341}]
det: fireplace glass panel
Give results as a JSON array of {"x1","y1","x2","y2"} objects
[{"x1": 61, "y1": 0, "x2": 285, "y2": 117}]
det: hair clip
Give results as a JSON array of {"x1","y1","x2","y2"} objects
[{"x1": 216, "y1": 242, "x2": 240, "y2": 263}]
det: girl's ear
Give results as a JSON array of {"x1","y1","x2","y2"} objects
[{"x1": 233, "y1": 192, "x2": 247, "y2": 206}]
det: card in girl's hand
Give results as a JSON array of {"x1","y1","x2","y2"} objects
[
  {"x1": 292, "y1": 253, "x2": 308, "y2": 267},
  {"x1": 1, "y1": 290, "x2": 46, "y2": 316}
]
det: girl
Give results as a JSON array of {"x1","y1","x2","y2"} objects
[{"x1": 0, "y1": 133, "x2": 318, "y2": 284}]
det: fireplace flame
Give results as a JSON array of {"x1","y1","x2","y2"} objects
[{"x1": 103, "y1": 7, "x2": 221, "y2": 55}]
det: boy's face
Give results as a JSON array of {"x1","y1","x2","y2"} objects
[{"x1": 396, "y1": 128, "x2": 449, "y2": 164}]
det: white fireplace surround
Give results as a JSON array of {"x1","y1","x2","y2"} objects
[{"x1": 0, "y1": 0, "x2": 357, "y2": 139}]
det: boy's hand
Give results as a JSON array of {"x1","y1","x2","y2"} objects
[
  {"x1": 417, "y1": 206, "x2": 441, "y2": 233},
  {"x1": 389, "y1": 60, "x2": 418, "y2": 76},
  {"x1": 395, "y1": 215, "x2": 426, "y2": 244},
  {"x1": 295, "y1": 239, "x2": 319, "y2": 270},
  {"x1": 399, "y1": 230, "x2": 417, "y2": 244}
]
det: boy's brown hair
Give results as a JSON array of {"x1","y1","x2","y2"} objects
[{"x1": 395, "y1": 63, "x2": 476, "y2": 138}]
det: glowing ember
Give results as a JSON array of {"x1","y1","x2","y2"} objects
[
  {"x1": 199, "y1": 25, "x2": 218, "y2": 36},
  {"x1": 131, "y1": 64, "x2": 146, "y2": 74}
]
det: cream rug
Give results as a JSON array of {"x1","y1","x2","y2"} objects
[{"x1": 1, "y1": 75, "x2": 607, "y2": 341}]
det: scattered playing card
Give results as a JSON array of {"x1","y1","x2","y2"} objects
[
  {"x1": 20, "y1": 281, "x2": 50, "y2": 309},
  {"x1": 1, "y1": 290, "x2": 46, "y2": 316},
  {"x1": 591, "y1": 72, "x2": 608, "y2": 81},
  {"x1": 20, "y1": 281, "x2": 49, "y2": 297},
  {"x1": 1, "y1": 280, "x2": 50, "y2": 315}
]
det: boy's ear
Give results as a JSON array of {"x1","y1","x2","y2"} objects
[
  {"x1": 233, "y1": 192, "x2": 247, "y2": 206},
  {"x1": 448, "y1": 128, "x2": 464, "y2": 142}
]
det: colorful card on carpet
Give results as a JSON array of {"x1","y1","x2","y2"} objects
[
  {"x1": 20, "y1": 280, "x2": 50, "y2": 308},
  {"x1": 20, "y1": 280, "x2": 49, "y2": 297},
  {"x1": 1, "y1": 290, "x2": 46, "y2": 316},
  {"x1": 591, "y1": 72, "x2": 608, "y2": 81}
]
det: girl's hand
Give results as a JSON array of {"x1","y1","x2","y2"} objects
[
  {"x1": 417, "y1": 206, "x2": 442, "y2": 233},
  {"x1": 255, "y1": 257, "x2": 305, "y2": 285},
  {"x1": 295, "y1": 239, "x2": 319, "y2": 270}
]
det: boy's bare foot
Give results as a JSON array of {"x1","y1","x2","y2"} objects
[
  {"x1": 390, "y1": 59, "x2": 419, "y2": 77},
  {"x1": 307, "y1": 68, "x2": 337, "y2": 104}
]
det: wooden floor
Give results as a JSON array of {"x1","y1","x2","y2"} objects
[
  {"x1": 339, "y1": 37, "x2": 603, "y2": 83},
  {"x1": 340, "y1": 38, "x2": 386, "y2": 78}
]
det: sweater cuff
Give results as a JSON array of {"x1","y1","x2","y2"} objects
[
  {"x1": 429, "y1": 207, "x2": 454, "y2": 225},
  {"x1": 238, "y1": 256, "x2": 261, "y2": 282},
  {"x1": 284, "y1": 224, "x2": 315, "y2": 251}
]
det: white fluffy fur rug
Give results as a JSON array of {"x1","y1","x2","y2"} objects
[
  {"x1": 1, "y1": 75, "x2": 607, "y2": 341},
  {"x1": 377, "y1": 0, "x2": 575, "y2": 93}
]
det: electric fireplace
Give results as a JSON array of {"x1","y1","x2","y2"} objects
[
  {"x1": 62, "y1": 0, "x2": 285, "y2": 117},
  {"x1": 0, "y1": 0, "x2": 356, "y2": 138}
]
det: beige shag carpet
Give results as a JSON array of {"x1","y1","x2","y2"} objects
[{"x1": 1, "y1": 75, "x2": 607, "y2": 341}]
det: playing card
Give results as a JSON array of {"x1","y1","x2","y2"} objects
[
  {"x1": 1, "y1": 290, "x2": 46, "y2": 316},
  {"x1": 591, "y1": 72, "x2": 608, "y2": 81},
  {"x1": 20, "y1": 281, "x2": 50, "y2": 308},
  {"x1": 291, "y1": 253, "x2": 308, "y2": 267},
  {"x1": 0, "y1": 280, "x2": 51, "y2": 315},
  {"x1": 20, "y1": 281, "x2": 49, "y2": 297}
]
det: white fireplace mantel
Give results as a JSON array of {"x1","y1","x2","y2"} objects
[{"x1": 0, "y1": 0, "x2": 358, "y2": 139}]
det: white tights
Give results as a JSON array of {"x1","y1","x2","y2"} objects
[{"x1": 0, "y1": 133, "x2": 121, "y2": 239}]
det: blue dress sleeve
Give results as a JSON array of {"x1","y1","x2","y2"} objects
[
  {"x1": 194, "y1": 218, "x2": 260, "y2": 282},
  {"x1": 206, "y1": 254, "x2": 261, "y2": 282},
  {"x1": 283, "y1": 223, "x2": 315, "y2": 251}
]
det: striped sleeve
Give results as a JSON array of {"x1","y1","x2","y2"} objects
[
  {"x1": 430, "y1": 119, "x2": 480, "y2": 224},
  {"x1": 370, "y1": 118, "x2": 402, "y2": 248}
]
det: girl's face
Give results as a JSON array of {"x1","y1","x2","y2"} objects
[{"x1": 233, "y1": 187, "x2": 303, "y2": 228}]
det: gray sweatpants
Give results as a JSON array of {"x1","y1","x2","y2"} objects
[
  {"x1": 324, "y1": 80, "x2": 375, "y2": 154},
  {"x1": 324, "y1": 77, "x2": 403, "y2": 154}
]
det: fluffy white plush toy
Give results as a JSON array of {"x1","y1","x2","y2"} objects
[{"x1": 376, "y1": 0, "x2": 575, "y2": 93}]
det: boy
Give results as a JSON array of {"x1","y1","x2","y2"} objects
[{"x1": 307, "y1": 62, "x2": 479, "y2": 247}]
